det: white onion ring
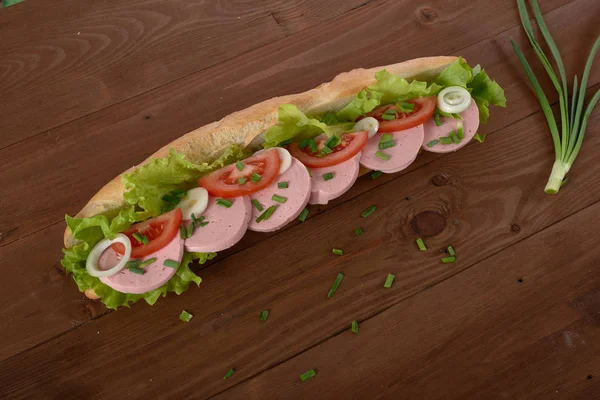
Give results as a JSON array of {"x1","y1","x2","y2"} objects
[
  {"x1": 354, "y1": 117, "x2": 379, "y2": 138},
  {"x1": 275, "y1": 147, "x2": 292, "y2": 175},
  {"x1": 86, "y1": 234, "x2": 132, "y2": 278},
  {"x1": 436, "y1": 86, "x2": 472, "y2": 114}
]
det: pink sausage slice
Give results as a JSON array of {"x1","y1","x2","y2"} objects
[
  {"x1": 185, "y1": 196, "x2": 252, "y2": 252},
  {"x1": 359, "y1": 125, "x2": 424, "y2": 174},
  {"x1": 248, "y1": 158, "x2": 311, "y2": 232},
  {"x1": 99, "y1": 233, "x2": 184, "y2": 294},
  {"x1": 309, "y1": 154, "x2": 360, "y2": 205},
  {"x1": 422, "y1": 100, "x2": 479, "y2": 153}
]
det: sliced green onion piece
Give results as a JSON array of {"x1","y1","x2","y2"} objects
[
  {"x1": 380, "y1": 133, "x2": 393, "y2": 142},
  {"x1": 278, "y1": 139, "x2": 292, "y2": 146},
  {"x1": 271, "y1": 194, "x2": 287, "y2": 203},
  {"x1": 299, "y1": 138, "x2": 310, "y2": 150},
  {"x1": 375, "y1": 151, "x2": 390, "y2": 160},
  {"x1": 322, "y1": 172, "x2": 334, "y2": 181},
  {"x1": 199, "y1": 221, "x2": 209, "y2": 227},
  {"x1": 332, "y1": 248, "x2": 344, "y2": 256},
  {"x1": 164, "y1": 259, "x2": 179, "y2": 269},
  {"x1": 250, "y1": 172, "x2": 262, "y2": 182},
  {"x1": 439, "y1": 137, "x2": 453, "y2": 145},
  {"x1": 354, "y1": 227, "x2": 363, "y2": 236},
  {"x1": 191, "y1": 213, "x2": 204, "y2": 227},
  {"x1": 361, "y1": 205, "x2": 376, "y2": 218},
  {"x1": 370, "y1": 170, "x2": 382, "y2": 179},
  {"x1": 325, "y1": 135, "x2": 339, "y2": 149},
  {"x1": 277, "y1": 181, "x2": 289, "y2": 189},
  {"x1": 300, "y1": 369, "x2": 316, "y2": 382},
  {"x1": 416, "y1": 238, "x2": 427, "y2": 251},
  {"x1": 378, "y1": 140, "x2": 395, "y2": 150},
  {"x1": 259, "y1": 310, "x2": 269, "y2": 321},
  {"x1": 384, "y1": 108, "x2": 398, "y2": 115},
  {"x1": 327, "y1": 273, "x2": 344, "y2": 298},
  {"x1": 216, "y1": 199, "x2": 233, "y2": 208},
  {"x1": 384, "y1": 273, "x2": 395, "y2": 288},
  {"x1": 447, "y1": 246, "x2": 455, "y2": 256},
  {"x1": 308, "y1": 139, "x2": 317, "y2": 153},
  {"x1": 255, "y1": 206, "x2": 277, "y2": 223},
  {"x1": 473, "y1": 133, "x2": 486, "y2": 143},
  {"x1": 457, "y1": 122, "x2": 465, "y2": 139},
  {"x1": 298, "y1": 208, "x2": 309, "y2": 222},
  {"x1": 223, "y1": 368, "x2": 235, "y2": 380},
  {"x1": 381, "y1": 113, "x2": 396, "y2": 120},
  {"x1": 235, "y1": 161, "x2": 244, "y2": 171},
  {"x1": 398, "y1": 101, "x2": 415, "y2": 110},
  {"x1": 126, "y1": 260, "x2": 141, "y2": 269},
  {"x1": 162, "y1": 194, "x2": 180, "y2": 204},
  {"x1": 434, "y1": 110, "x2": 443, "y2": 126},
  {"x1": 427, "y1": 140, "x2": 439, "y2": 148},
  {"x1": 351, "y1": 320, "x2": 359, "y2": 334},
  {"x1": 132, "y1": 232, "x2": 149, "y2": 245},
  {"x1": 170, "y1": 189, "x2": 187, "y2": 198},
  {"x1": 186, "y1": 222, "x2": 195, "y2": 238},
  {"x1": 179, "y1": 310, "x2": 193, "y2": 322},
  {"x1": 180, "y1": 225, "x2": 187, "y2": 239},
  {"x1": 238, "y1": 177, "x2": 247, "y2": 185},
  {"x1": 319, "y1": 146, "x2": 333, "y2": 156},
  {"x1": 450, "y1": 133, "x2": 460, "y2": 144},
  {"x1": 139, "y1": 258, "x2": 157, "y2": 269},
  {"x1": 441, "y1": 256, "x2": 456, "y2": 264},
  {"x1": 251, "y1": 199, "x2": 264, "y2": 212},
  {"x1": 127, "y1": 266, "x2": 145, "y2": 275}
]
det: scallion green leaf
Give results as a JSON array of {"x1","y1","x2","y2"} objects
[
  {"x1": 235, "y1": 161, "x2": 244, "y2": 171},
  {"x1": 332, "y1": 248, "x2": 344, "y2": 256},
  {"x1": 298, "y1": 208, "x2": 309, "y2": 222},
  {"x1": 416, "y1": 238, "x2": 427, "y2": 251},
  {"x1": 271, "y1": 194, "x2": 287, "y2": 204},
  {"x1": 179, "y1": 310, "x2": 194, "y2": 322},
  {"x1": 322, "y1": 172, "x2": 334, "y2": 181},
  {"x1": 251, "y1": 199, "x2": 264, "y2": 212},
  {"x1": 238, "y1": 177, "x2": 247, "y2": 185},
  {"x1": 300, "y1": 369, "x2": 316, "y2": 382},
  {"x1": 375, "y1": 151, "x2": 390, "y2": 161},
  {"x1": 259, "y1": 310, "x2": 269, "y2": 321},
  {"x1": 216, "y1": 199, "x2": 233, "y2": 208},
  {"x1": 354, "y1": 227, "x2": 363, "y2": 236},
  {"x1": 447, "y1": 246, "x2": 455, "y2": 256},
  {"x1": 381, "y1": 113, "x2": 396, "y2": 121},
  {"x1": 441, "y1": 256, "x2": 456, "y2": 264},
  {"x1": 351, "y1": 320, "x2": 359, "y2": 334},
  {"x1": 277, "y1": 181, "x2": 289, "y2": 189},
  {"x1": 250, "y1": 172, "x2": 262, "y2": 182},
  {"x1": 255, "y1": 206, "x2": 277, "y2": 223},
  {"x1": 164, "y1": 259, "x2": 179, "y2": 269},
  {"x1": 439, "y1": 137, "x2": 453, "y2": 145},
  {"x1": 384, "y1": 273, "x2": 395, "y2": 289},
  {"x1": 361, "y1": 205, "x2": 376, "y2": 218},
  {"x1": 370, "y1": 170, "x2": 383, "y2": 179},
  {"x1": 427, "y1": 140, "x2": 439, "y2": 148},
  {"x1": 327, "y1": 273, "x2": 344, "y2": 298},
  {"x1": 378, "y1": 140, "x2": 395, "y2": 150},
  {"x1": 223, "y1": 368, "x2": 235, "y2": 380},
  {"x1": 139, "y1": 258, "x2": 157, "y2": 268}
]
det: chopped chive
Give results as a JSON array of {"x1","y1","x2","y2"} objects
[
  {"x1": 378, "y1": 140, "x2": 395, "y2": 150},
  {"x1": 354, "y1": 227, "x2": 363, "y2": 236},
  {"x1": 191, "y1": 213, "x2": 204, "y2": 227},
  {"x1": 416, "y1": 238, "x2": 427, "y2": 251},
  {"x1": 255, "y1": 205, "x2": 277, "y2": 223},
  {"x1": 180, "y1": 225, "x2": 187, "y2": 239},
  {"x1": 447, "y1": 246, "x2": 455, "y2": 256},
  {"x1": 351, "y1": 320, "x2": 359, "y2": 334},
  {"x1": 384, "y1": 109, "x2": 398, "y2": 115},
  {"x1": 199, "y1": 221, "x2": 209, "y2": 227},
  {"x1": 164, "y1": 259, "x2": 179, "y2": 269},
  {"x1": 139, "y1": 258, "x2": 157, "y2": 269},
  {"x1": 361, "y1": 205, "x2": 376, "y2": 218},
  {"x1": 162, "y1": 194, "x2": 180, "y2": 204},
  {"x1": 427, "y1": 140, "x2": 439, "y2": 148},
  {"x1": 322, "y1": 172, "x2": 334, "y2": 181},
  {"x1": 457, "y1": 122, "x2": 465, "y2": 139},
  {"x1": 179, "y1": 310, "x2": 194, "y2": 322},
  {"x1": 223, "y1": 368, "x2": 235, "y2": 380},
  {"x1": 132, "y1": 232, "x2": 149, "y2": 245},
  {"x1": 441, "y1": 256, "x2": 456, "y2": 264},
  {"x1": 450, "y1": 133, "x2": 460, "y2": 144},
  {"x1": 381, "y1": 113, "x2": 396, "y2": 120},
  {"x1": 186, "y1": 222, "x2": 195, "y2": 238},
  {"x1": 375, "y1": 151, "x2": 390, "y2": 161},
  {"x1": 251, "y1": 199, "x2": 264, "y2": 212},
  {"x1": 434, "y1": 111, "x2": 443, "y2": 126},
  {"x1": 370, "y1": 170, "x2": 383, "y2": 179},
  {"x1": 126, "y1": 260, "x2": 141, "y2": 269},
  {"x1": 299, "y1": 138, "x2": 310, "y2": 149},
  {"x1": 380, "y1": 133, "x2": 393, "y2": 142},
  {"x1": 298, "y1": 208, "x2": 309, "y2": 222},
  {"x1": 332, "y1": 248, "x2": 344, "y2": 256},
  {"x1": 170, "y1": 189, "x2": 187, "y2": 198},
  {"x1": 439, "y1": 136, "x2": 453, "y2": 145},
  {"x1": 319, "y1": 146, "x2": 333, "y2": 156},
  {"x1": 308, "y1": 139, "x2": 317, "y2": 153},
  {"x1": 216, "y1": 199, "x2": 233, "y2": 208},
  {"x1": 235, "y1": 161, "x2": 244, "y2": 171},
  {"x1": 128, "y1": 266, "x2": 145, "y2": 275},
  {"x1": 327, "y1": 273, "x2": 344, "y2": 298},
  {"x1": 278, "y1": 139, "x2": 292, "y2": 146},
  {"x1": 277, "y1": 181, "x2": 289, "y2": 189},
  {"x1": 259, "y1": 310, "x2": 269, "y2": 321},
  {"x1": 325, "y1": 136, "x2": 339, "y2": 149},
  {"x1": 384, "y1": 273, "x2": 395, "y2": 288},
  {"x1": 473, "y1": 133, "x2": 486, "y2": 143},
  {"x1": 399, "y1": 101, "x2": 415, "y2": 110},
  {"x1": 271, "y1": 194, "x2": 287, "y2": 203},
  {"x1": 300, "y1": 369, "x2": 316, "y2": 382},
  {"x1": 238, "y1": 177, "x2": 247, "y2": 185},
  {"x1": 250, "y1": 172, "x2": 262, "y2": 182}
]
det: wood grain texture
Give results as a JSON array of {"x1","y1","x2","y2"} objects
[
  {"x1": 0, "y1": 0, "x2": 592, "y2": 248},
  {"x1": 216, "y1": 201, "x2": 600, "y2": 400},
  {"x1": 0, "y1": 0, "x2": 598, "y2": 363},
  {"x1": 1, "y1": 95, "x2": 599, "y2": 399},
  {"x1": 0, "y1": 0, "x2": 372, "y2": 149}
]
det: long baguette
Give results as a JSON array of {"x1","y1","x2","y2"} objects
[{"x1": 64, "y1": 56, "x2": 458, "y2": 249}]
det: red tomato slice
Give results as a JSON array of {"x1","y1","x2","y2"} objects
[
  {"x1": 197, "y1": 149, "x2": 280, "y2": 198},
  {"x1": 287, "y1": 132, "x2": 368, "y2": 168},
  {"x1": 366, "y1": 97, "x2": 436, "y2": 133},
  {"x1": 112, "y1": 208, "x2": 183, "y2": 258}
]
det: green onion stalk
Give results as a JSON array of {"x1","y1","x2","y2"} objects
[{"x1": 511, "y1": 0, "x2": 600, "y2": 194}]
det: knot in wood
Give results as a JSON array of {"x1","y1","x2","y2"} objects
[
  {"x1": 510, "y1": 223, "x2": 521, "y2": 233},
  {"x1": 416, "y1": 6, "x2": 439, "y2": 24},
  {"x1": 410, "y1": 210, "x2": 446, "y2": 237},
  {"x1": 431, "y1": 174, "x2": 448, "y2": 186}
]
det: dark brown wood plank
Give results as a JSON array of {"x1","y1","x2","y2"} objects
[
  {"x1": 0, "y1": 0, "x2": 590, "y2": 249},
  {"x1": 215, "y1": 201, "x2": 600, "y2": 400},
  {"x1": 1, "y1": 91, "x2": 599, "y2": 398},
  {"x1": 0, "y1": 0, "x2": 597, "y2": 363},
  {"x1": 0, "y1": 0, "x2": 373, "y2": 149}
]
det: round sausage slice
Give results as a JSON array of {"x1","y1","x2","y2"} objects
[
  {"x1": 422, "y1": 100, "x2": 479, "y2": 153},
  {"x1": 359, "y1": 124, "x2": 424, "y2": 174},
  {"x1": 309, "y1": 154, "x2": 361, "y2": 205},
  {"x1": 185, "y1": 196, "x2": 252, "y2": 253},
  {"x1": 248, "y1": 158, "x2": 311, "y2": 232}
]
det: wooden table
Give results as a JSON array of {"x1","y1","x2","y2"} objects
[{"x1": 1, "y1": 0, "x2": 599, "y2": 398}]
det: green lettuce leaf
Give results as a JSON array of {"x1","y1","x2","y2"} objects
[
  {"x1": 264, "y1": 104, "x2": 333, "y2": 148},
  {"x1": 468, "y1": 67, "x2": 507, "y2": 124},
  {"x1": 434, "y1": 57, "x2": 473, "y2": 88}
]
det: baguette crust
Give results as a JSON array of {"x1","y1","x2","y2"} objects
[{"x1": 64, "y1": 56, "x2": 457, "y2": 249}]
